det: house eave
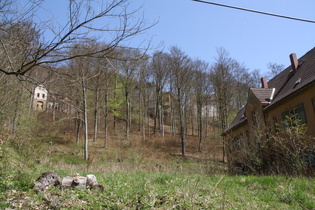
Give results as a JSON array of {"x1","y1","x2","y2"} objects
[
  {"x1": 221, "y1": 119, "x2": 247, "y2": 136},
  {"x1": 264, "y1": 80, "x2": 315, "y2": 112}
]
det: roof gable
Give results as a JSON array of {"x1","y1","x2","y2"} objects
[
  {"x1": 267, "y1": 47, "x2": 315, "y2": 107},
  {"x1": 250, "y1": 88, "x2": 275, "y2": 104},
  {"x1": 223, "y1": 46, "x2": 315, "y2": 134}
]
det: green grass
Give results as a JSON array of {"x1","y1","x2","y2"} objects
[
  {"x1": 1, "y1": 134, "x2": 315, "y2": 209},
  {"x1": 1, "y1": 170, "x2": 315, "y2": 209}
]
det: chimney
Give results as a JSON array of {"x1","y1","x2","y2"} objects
[
  {"x1": 290, "y1": 53, "x2": 298, "y2": 72},
  {"x1": 261, "y1": 77, "x2": 268, "y2": 88}
]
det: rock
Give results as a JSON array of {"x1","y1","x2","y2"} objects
[
  {"x1": 86, "y1": 174, "x2": 98, "y2": 187},
  {"x1": 71, "y1": 175, "x2": 87, "y2": 189},
  {"x1": 34, "y1": 171, "x2": 62, "y2": 191},
  {"x1": 35, "y1": 171, "x2": 103, "y2": 191},
  {"x1": 61, "y1": 176, "x2": 74, "y2": 188}
]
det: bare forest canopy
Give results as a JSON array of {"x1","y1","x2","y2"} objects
[{"x1": 0, "y1": 0, "x2": 270, "y2": 159}]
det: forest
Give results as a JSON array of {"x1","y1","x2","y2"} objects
[{"x1": 0, "y1": 0, "x2": 265, "y2": 161}]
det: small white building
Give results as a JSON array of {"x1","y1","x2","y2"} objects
[
  {"x1": 33, "y1": 85, "x2": 75, "y2": 115},
  {"x1": 33, "y1": 85, "x2": 48, "y2": 110},
  {"x1": 193, "y1": 94, "x2": 218, "y2": 118}
]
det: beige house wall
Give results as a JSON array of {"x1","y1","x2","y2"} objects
[
  {"x1": 225, "y1": 84, "x2": 315, "y2": 173},
  {"x1": 225, "y1": 123, "x2": 248, "y2": 173},
  {"x1": 246, "y1": 90, "x2": 266, "y2": 133},
  {"x1": 266, "y1": 84, "x2": 315, "y2": 137}
]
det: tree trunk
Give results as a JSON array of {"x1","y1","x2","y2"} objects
[
  {"x1": 104, "y1": 90, "x2": 109, "y2": 148},
  {"x1": 139, "y1": 88, "x2": 146, "y2": 140},
  {"x1": 82, "y1": 80, "x2": 89, "y2": 160},
  {"x1": 191, "y1": 107, "x2": 195, "y2": 137},
  {"x1": 170, "y1": 85, "x2": 176, "y2": 137},
  {"x1": 197, "y1": 103, "x2": 202, "y2": 152},
  {"x1": 28, "y1": 88, "x2": 34, "y2": 117},
  {"x1": 52, "y1": 100, "x2": 56, "y2": 122},
  {"x1": 11, "y1": 95, "x2": 20, "y2": 134},
  {"x1": 178, "y1": 88, "x2": 185, "y2": 156},
  {"x1": 93, "y1": 87, "x2": 99, "y2": 142},
  {"x1": 113, "y1": 76, "x2": 117, "y2": 134},
  {"x1": 153, "y1": 99, "x2": 158, "y2": 134},
  {"x1": 161, "y1": 105, "x2": 165, "y2": 137},
  {"x1": 76, "y1": 111, "x2": 81, "y2": 144},
  {"x1": 125, "y1": 91, "x2": 130, "y2": 141}
]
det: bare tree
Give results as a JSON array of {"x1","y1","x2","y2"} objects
[
  {"x1": 0, "y1": 0, "x2": 154, "y2": 148},
  {"x1": 0, "y1": 0, "x2": 154, "y2": 77},
  {"x1": 233, "y1": 64, "x2": 253, "y2": 110},
  {"x1": 137, "y1": 55, "x2": 150, "y2": 140},
  {"x1": 102, "y1": 57, "x2": 116, "y2": 148},
  {"x1": 210, "y1": 48, "x2": 236, "y2": 131},
  {"x1": 0, "y1": 18, "x2": 41, "y2": 134},
  {"x1": 66, "y1": 43, "x2": 105, "y2": 160},
  {"x1": 117, "y1": 48, "x2": 142, "y2": 140},
  {"x1": 191, "y1": 59, "x2": 210, "y2": 151},
  {"x1": 169, "y1": 46, "x2": 192, "y2": 156},
  {"x1": 88, "y1": 53, "x2": 110, "y2": 143},
  {"x1": 150, "y1": 51, "x2": 170, "y2": 136},
  {"x1": 251, "y1": 69, "x2": 262, "y2": 88},
  {"x1": 209, "y1": 48, "x2": 238, "y2": 161},
  {"x1": 267, "y1": 62, "x2": 284, "y2": 79}
]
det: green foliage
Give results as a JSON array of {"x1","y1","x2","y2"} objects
[
  {"x1": 108, "y1": 82, "x2": 125, "y2": 117},
  {"x1": 271, "y1": 116, "x2": 313, "y2": 175},
  {"x1": 0, "y1": 171, "x2": 34, "y2": 193},
  {"x1": 230, "y1": 115, "x2": 314, "y2": 175},
  {"x1": 282, "y1": 115, "x2": 308, "y2": 136}
]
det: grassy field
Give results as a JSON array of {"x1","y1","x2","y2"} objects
[
  {"x1": 1, "y1": 133, "x2": 315, "y2": 209},
  {"x1": 1, "y1": 171, "x2": 315, "y2": 209}
]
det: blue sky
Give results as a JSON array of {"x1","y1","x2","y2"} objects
[
  {"x1": 131, "y1": 0, "x2": 315, "y2": 75},
  {"x1": 38, "y1": 0, "x2": 315, "y2": 75}
]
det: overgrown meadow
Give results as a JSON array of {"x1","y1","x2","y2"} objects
[{"x1": 1, "y1": 132, "x2": 315, "y2": 209}]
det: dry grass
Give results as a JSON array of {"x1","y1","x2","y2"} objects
[
  {"x1": 46, "y1": 125, "x2": 227, "y2": 175},
  {"x1": 4, "y1": 123, "x2": 315, "y2": 209}
]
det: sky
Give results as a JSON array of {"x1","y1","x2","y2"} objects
[{"x1": 38, "y1": 0, "x2": 315, "y2": 76}]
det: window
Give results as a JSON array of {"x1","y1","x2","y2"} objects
[
  {"x1": 282, "y1": 104, "x2": 307, "y2": 128},
  {"x1": 37, "y1": 93, "x2": 40, "y2": 98},
  {"x1": 42, "y1": 94, "x2": 45, "y2": 99},
  {"x1": 252, "y1": 111, "x2": 257, "y2": 125},
  {"x1": 273, "y1": 117, "x2": 279, "y2": 133},
  {"x1": 232, "y1": 133, "x2": 244, "y2": 151},
  {"x1": 303, "y1": 150, "x2": 315, "y2": 168}
]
